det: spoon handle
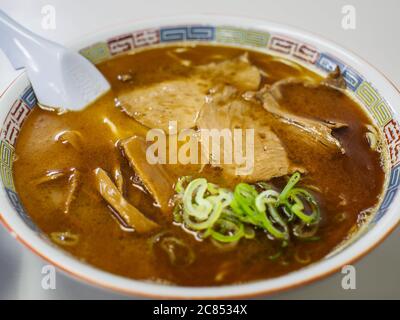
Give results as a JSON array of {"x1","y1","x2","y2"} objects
[
  {"x1": 0, "y1": 9, "x2": 110, "y2": 111},
  {"x1": 0, "y1": 9, "x2": 61, "y2": 69}
]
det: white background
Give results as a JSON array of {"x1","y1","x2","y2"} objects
[{"x1": 0, "y1": 0, "x2": 399, "y2": 299}]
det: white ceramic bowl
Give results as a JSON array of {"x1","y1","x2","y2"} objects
[{"x1": 0, "y1": 15, "x2": 399, "y2": 299}]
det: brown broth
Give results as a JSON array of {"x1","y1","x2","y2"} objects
[{"x1": 13, "y1": 44, "x2": 385, "y2": 286}]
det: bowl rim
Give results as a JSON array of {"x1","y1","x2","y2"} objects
[{"x1": 1, "y1": 14, "x2": 400, "y2": 299}]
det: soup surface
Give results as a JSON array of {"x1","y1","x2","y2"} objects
[{"x1": 13, "y1": 44, "x2": 385, "y2": 286}]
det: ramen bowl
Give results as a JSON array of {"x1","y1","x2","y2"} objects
[{"x1": 0, "y1": 15, "x2": 399, "y2": 299}]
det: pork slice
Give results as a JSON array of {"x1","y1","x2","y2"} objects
[
  {"x1": 196, "y1": 85, "x2": 297, "y2": 182},
  {"x1": 196, "y1": 53, "x2": 261, "y2": 91},
  {"x1": 119, "y1": 136, "x2": 176, "y2": 214},
  {"x1": 118, "y1": 78, "x2": 209, "y2": 132},
  {"x1": 117, "y1": 54, "x2": 261, "y2": 131},
  {"x1": 258, "y1": 82, "x2": 347, "y2": 154}
]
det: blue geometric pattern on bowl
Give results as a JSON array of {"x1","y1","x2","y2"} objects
[
  {"x1": 0, "y1": 86, "x2": 38, "y2": 231},
  {"x1": 160, "y1": 25, "x2": 215, "y2": 42}
]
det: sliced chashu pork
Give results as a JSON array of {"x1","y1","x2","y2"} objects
[
  {"x1": 196, "y1": 85, "x2": 299, "y2": 182},
  {"x1": 196, "y1": 53, "x2": 261, "y2": 91},
  {"x1": 257, "y1": 80, "x2": 347, "y2": 154},
  {"x1": 118, "y1": 79, "x2": 209, "y2": 132},
  {"x1": 118, "y1": 54, "x2": 261, "y2": 132},
  {"x1": 119, "y1": 136, "x2": 176, "y2": 214}
]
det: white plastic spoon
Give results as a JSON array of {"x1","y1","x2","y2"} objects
[{"x1": 0, "y1": 10, "x2": 110, "y2": 111}]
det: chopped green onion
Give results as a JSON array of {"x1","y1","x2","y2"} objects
[
  {"x1": 183, "y1": 178, "x2": 213, "y2": 221},
  {"x1": 173, "y1": 172, "x2": 321, "y2": 246},
  {"x1": 209, "y1": 218, "x2": 245, "y2": 243},
  {"x1": 255, "y1": 190, "x2": 280, "y2": 209},
  {"x1": 279, "y1": 172, "x2": 301, "y2": 203},
  {"x1": 181, "y1": 179, "x2": 234, "y2": 231},
  {"x1": 243, "y1": 225, "x2": 256, "y2": 239},
  {"x1": 255, "y1": 190, "x2": 289, "y2": 240},
  {"x1": 207, "y1": 182, "x2": 220, "y2": 195},
  {"x1": 293, "y1": 220, "x2": 319, "y2": 239},
  {"x1": 230, "y1": 183, "x2": 262, "y2": 227},
  {"x1": 284, "y1": 188, "x2": 320, "y2": 224},
  {"x1": 183, "y1": 196, "x2": 222, "y2": 230},
  {"x1": 233, "y1": 183, "x2": 258, "y2": 215}
]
